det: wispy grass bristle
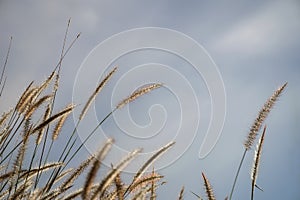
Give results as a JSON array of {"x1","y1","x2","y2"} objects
[
  {"x1": 126, "y1": 141, "x2": 175, "y2": 195},
  {"x1": 202, "y1": 172, "x2": 216, "y2": 200},
  {"x1": 51, "y1": 108, "x2": 72, "y2": 141},
  {"x1": 79, "y1": 67, "x2": 117, "y2": 120},
  {"x1": 59, "y1": 155, "x2": 93, "y2": 190},
  {"x1": 178, "y1": 186, "x2": 184, "y2": 200},
  {"x1": 25, "y1": 95, "x2": 52, "y2": 119},
  {"x1": 32, "y1": 103, "x2": 74, "y2": 133},
  {"x1": 116, "y1": 83, "x2": 162, "y2": 109},
  {"x1": 244, "y1": 83, "x2": 287, "y2": 150},
  {"x1": 92, "y1": 148, "x2": 142, "y2": 199},
  {"x1": 0, "y1": 109, "x2": 12, "y2": 127},
  {"x1": 82, "y1": 138, "x2": 114, "y2": 199},
  {"x1": 17, "y1": 87, "x2": 38, "y2": 114}
]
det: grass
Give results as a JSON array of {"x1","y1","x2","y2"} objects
[{"x1": 0, "y1": 21, "x2": 287, "y2": 199}]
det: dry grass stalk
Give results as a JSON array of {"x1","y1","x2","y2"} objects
[
  {"x1": 150, "y1": 168, "x2": 157, "y2": 200},
  {"x1": 127, "y1": 141, "x2": 175, "y2": 195},
  {"x1": 41, "y1": 185, "x2": 72, "y2": 200},
  {"x1": 91, "y1": 148, "x2": 142, "y2": 199},
  {"x1": 244, "y1": 83, "x2": 287, "y2": 150},
  {"x1": 25, "y1": 95, "x2": 53, "y2": 119},
  {"x1": 116, "y1": 83, "x2": 162, "y2": 109},
  {"x1": 17, "y1": 87, "x2": 38, "y2": 114},
  {"x1": 129, "y1": 172, "x2": 163, "y2": 194},
  {"x1": 50, "y1": 168, "x2": 73, "y2": 186},
  {"x1": 0, "y1": 190, "x2": 9, "y2": 199},
  {"x1": 10, "y1": 122, "x2": 32, "y2": 193},
  {"x1": 61, "y1": 184, "x2": 99, "y2": 200},
  {"x1": 51, "y1": 109, "x2": 72, "y2": 141},
  {"x1": 60, "y1": 155, "x2": 94, "y2": 191},
  {"x1": 202, "y1": 172, "x2": 216, "y2": 200},
  {"x1": 178, "y1": 186, "x2": 184, "y2": 200},
  {"x1": 79, "y1": 67, "x2": 117, "y2": 120},
  {"x1": 20, "y1": 162, "x2": 64, "y2": 182},
  {"x1": 114, "y1": 173, "x2": 124, "y2": 200},
  {"x1": 251, "y1": 125, "x2": 266, "y2": 200},
  {"x1": 8, "y1": 180, "x2": 32, "y2": 200},
  {"x1": 60, "y1": 188, "x2": 84, "y2": 200},
  {"x1": 15, "y1": 81, "x2": 34, "y2": 111},
  {"x1": 82, "y1": 138, "x2": 114, "y2": 199},
  {"x1": 36, "y1": 71, "x2": 56, "y2": 96},
  {"x1": 131, "y1": 184, "x2": 159, "y2": 200},
  {"x1": 32, "y1": 103, "x2": 74, "y2": 133},
  {"x1": 36, "y1": 103, "x2": 52, "y2": 145},
  {"x1": 0, "y1": 109, "x2": 12, "y2": 127}
]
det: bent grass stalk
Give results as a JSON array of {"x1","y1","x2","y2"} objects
[
  {"x1": 229, "y1": 83, "x2": 287, "y2": 200},
  {"x1": 251, "y1": 125, "x2": 266, "y2": 200}
]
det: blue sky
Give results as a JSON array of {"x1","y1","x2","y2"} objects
[{"x1": 0, "y1": 1, "x2": 299, "y2": 199}]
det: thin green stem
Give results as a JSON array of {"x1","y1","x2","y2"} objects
[{"x1": 229, "y1": 149, "x2": 247, "y2": 200}]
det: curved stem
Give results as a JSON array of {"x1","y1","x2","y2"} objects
[{"x1": 229, "y1": 149, "x2": 247, "y2": 200}]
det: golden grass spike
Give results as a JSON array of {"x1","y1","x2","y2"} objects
[
  {"x1": 91, "y1": 148, "x2": 142, "y2": 200},
  {"x1": 60, "y1": 188, "x2": 84, "y2": 200},
  {"x1": 251, "y1": 126, "x2": 266, "y2": 200},
  {"x1": 116, "y1": 83, "x2": 162, "y2": 109},
  {"x1": 36, "y1": 103, "x2": 51, "y2": 145},
  {"x1": 82, "y1": 138, "x2": 114, "y2": 199},
  {"x1": 32, "y1": 103, "x2": 74, "y2": 133},
  {"x1": 0, "y1": 109, "x2": 12, "y2": 127},
  {"x1": 51, "y1": 168, "x2": 73, "y2": 185},
  {"x1": 0, "y1": 190, "x2": 9, "y2": 199},
  {"x1": 25, "y1": 95, "x2": 52, "y2": 119},
  {"x1": 15, "y1": 81, "x2": 34, "y2": 109},
  {"x1": 60, "y1": 155, "x2": 94, "y2": 190},
  {"x1": 10, "y1": 122, "x2": 32, "y2": 193},
  {"x1": 114, "y1": 173, "x2": 124, "y2": 200},
  {"x1": 131, "y1": 184, "x2": 158, "y2": 200},
  {"x1": 129, "y1": 173, "x2": 163, "y2": 194},
  {"x1": 79, "y1": 67, "x2": 117, "y2": 120},
  {"x1": 8, "y1": 180, "x2": 32, "y2": 200},
  {"x1": 244, "y1": 83, "x2": 287, "y2": 150},
  {"x1": 150, "y1": 168, "x2": 157, "y2": 200},
  {"x1": 61, "y1": 184, "x2": 100, "y2": 200},
  {"x1": 17, "y1": 87, "x2": 38, "y2": 113},
  {"x1": 52, "y1": 109, "x2": 71, "y2": 141},
  {"x1": 202, "y1": 172, "x2": 216, "y2": 200},
  {"x1": 36, "y1": 71, "x2": 56, "y2": 95},
  {"x1": 178, "y1": 186, "x2": 184, "y2": 200},
  {"x1": 20, "y1": 162, "x2": 64, "y2": 180},
  {"x1": 126, "y1": 141, "x2": 175, "y2": 195}
]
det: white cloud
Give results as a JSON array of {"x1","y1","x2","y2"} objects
[{"x1": 212, "y1": 1, "x2": 300, "y2": 56}]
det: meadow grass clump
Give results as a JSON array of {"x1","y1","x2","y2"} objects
[
  {"x1": 0, "y1": 20, "x2": 287, "y2": 200},
  {"x1": 0, "y1": 21, "x2": 171, "y2": 200}
]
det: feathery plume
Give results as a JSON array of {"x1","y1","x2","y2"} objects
[
  {"x1": 178, "y1": 186, "x2": 185, "y2": 200},
  {"x1": 244, "y1": 83, "x2": 287, "y2": 150},
  {"x1": 51, "y1": 109, "x2": 72, "y2": 141},
  {"x1": 202, "y1": 172, "x2": 216, "y2": 200},
  {"x1": 91, "y1": 148, "x2": 141, "y2": 199},
  {"x1": 32, "y1": 104, "x2": 74, "y2": 133},
  {"x1": 25, "y1": 95, "x2": 52, "y2": 119},
  {"x1": 0, "y1": 109, "x2": 12, "y2": 127},
  {"x1": 17, "y1": 87, "x2": 38, "y2": 114},
  {"x1": 127, "y1": 141, "x2": 175, "y2": 195},
  {"x1": 79, "y1": 67, "x2": 117, "y2": 120},
  {"x1": 116, "y1": 83, "x2": 162, "y2": 109},
  {"x1": 82, "y1": 138, "x2": 114, "y2": 199},
  {"x1": 36, "y1": 103, "x2": 51, "y2": 145}
]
